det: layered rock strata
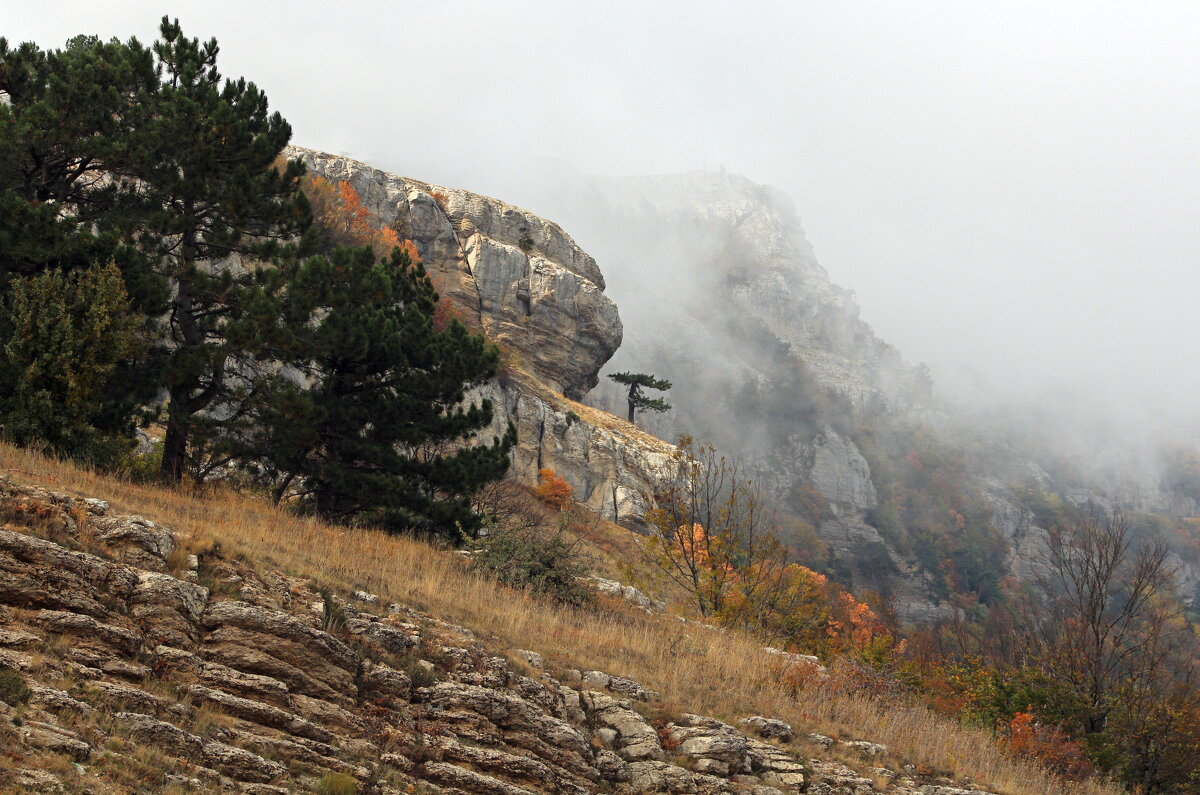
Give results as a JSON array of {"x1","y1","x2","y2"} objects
[{"x1": 0, "y1": 479, "x2": 1003, "y2": 794}]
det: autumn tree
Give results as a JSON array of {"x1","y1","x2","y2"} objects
[
  {"x1": 1025, "y1": 510, "x2": 1178, "y2": 735},
  {"x1": 608, "y1": 371, "x2": 671, "y2": 423},
  {"x1": 535, "y1": 468, "x2": 573, "y2": 510},
  {"x1": 646, "y1": 438, "x2": 776, "y2": 617},
  {"x1": 722, "y1": 561, "x2": 831, "y2": 650},
  {"x1": 1011, "y1": 508, "x2": 1200, "y2": 789},
  {"x1": 301, "y1": 175, "x2": 404, "y2": 259}
]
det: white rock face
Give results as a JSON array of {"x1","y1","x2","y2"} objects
[
  {"x1": 287, "y1": 146, "x2": 620, "y2": 399},
  {"x1": 289, "y1": 147, "x2": 674, "y2": 526},
  {"x1": 473, "y1": 378, "x2": 676, "y2": 527},
  {"x1": 806, "y1": 427, "x2": 878, "y2": 513}
]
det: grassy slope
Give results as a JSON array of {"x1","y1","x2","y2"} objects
[{"x1": 0, "y1": 441, "x2": 1116, "y2": 795}]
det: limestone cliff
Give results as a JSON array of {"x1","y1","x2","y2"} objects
[
  {"x1": 287, "y1": 147, "x2": 671, "y2": 526},
  {"x1": 552, "y1": 172, "x2": 929, "y2": 412},
  {"x1": 533, "y1": 172, "x2": 949, "y2": 617},
  {"x1": 287, "y1": 147, "x2": 619, "y2": 400}
]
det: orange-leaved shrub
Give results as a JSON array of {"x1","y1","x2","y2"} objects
[
  {"x1": 1006, "y1": 712, "x2": 1094, "y2": 780},
  {"x1": 535, "y1": 468, "x2": 573, "y2": 510},
  {"x1": 303, "y1": 175, "x2": 414, "y2": 261}
]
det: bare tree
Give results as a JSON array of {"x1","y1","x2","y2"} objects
[
  {"x1": 1026, "y1": 509, "x2": 1180, "y2": 735},
  {"x1": 645, "y1": 437, "x2": 781, "y2": 618}
]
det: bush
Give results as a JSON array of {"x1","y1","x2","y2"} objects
[
  {"x1": 0, "y1": 666, "x2": 29, "y2": 706},
  {"x1": 471, "y1": 512, "x2": 593, "y2": 607},
  {"x1": 315, "y1": 772, "x2": 357, "y2": 795},
  {"x1": 0, "y1": 262, "x2": 147, "y2": 461},
  {"x1": 534, "y1": 468, "x2": 573, "y2": 510}
]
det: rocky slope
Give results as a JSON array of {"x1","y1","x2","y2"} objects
[
  {"x1": 0, "y1": 478, "x2": 1003, "y2": 794},
  {"x1": 282, "y1": 150, "x2": 1199, "y2": 619},
  {"x1": 286, "y1": 147, "x2": 674, "y2": 526},
  {"x1": 529, "y1": 172, "x2": 952, "y2": 618}
]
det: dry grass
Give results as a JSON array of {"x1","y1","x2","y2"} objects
[
  {"x1": 0, "y1": 441, "x2": 1118, "y2": 795},
  {"x1": 510, "y1": 367, "x2": 675, "y2": 453}
]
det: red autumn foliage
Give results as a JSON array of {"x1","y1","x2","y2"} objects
[
  {"x1": 1006, "y1": 712, "x2": 1093, "y2": 780},
  {"x1": 535, "y1": 468, "x2": 573, "y2": 510},
  {"x1": 303, "y1": 175, "x2": 418, "y2": 262}
]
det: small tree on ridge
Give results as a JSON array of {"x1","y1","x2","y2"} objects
[{"x1": 608, "y1": 371, "x2": 671, "y2": 423}]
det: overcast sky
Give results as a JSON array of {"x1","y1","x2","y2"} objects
[{"x1": 9, "y1": 1, "x2": 1200, "y2": 428}]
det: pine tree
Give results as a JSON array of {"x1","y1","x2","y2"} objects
[
  {"x1": 607, "y1": 371, "x2": 672, "y2": 423},
  {"x1": 0, "y1": 33, "x2": 159, "y2": 292},
  {"x1": 0, "y1": 262, "x2": 146, "y2": 459},
  {"x1": 125, "y1": 18, "x2": 310, "y2": 480},
  {"x1": 244, "y1": 244, "x2": 515, "y2": 540}
]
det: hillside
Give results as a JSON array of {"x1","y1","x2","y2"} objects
[
  {"x1": 0, "y1": 442, "x2": 1114, "y2": 795},
  {"x1": 285, "y1": 147, "x2": 677, "y2": 530},
  {"x1": 523, "y1": 169, "x2": 1200, "y2": 621},
  {"x1": 4, "y1": 18, "x2": 1198, "y2": 793}
]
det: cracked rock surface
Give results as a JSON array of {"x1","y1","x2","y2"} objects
[{"x1": 0, "y1": 479, "x2": 1001, "y2": 794}]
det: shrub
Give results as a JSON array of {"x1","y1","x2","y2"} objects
[
  {"x1": 1006, "y1": 712, "x2": 1094, "y2": 780},
  {"x1": 0, "y1": 666, "x2": 30, "y2": 706},
  {"x1": 471, "y1": 512, "x2": 593, "y2": 607},
  {"x1": 534, "y1": 468, "x2": 573, "y2": 510},
  {"x1": 315, "y1": 772, "x2": 358, "y2": 795},
  {"x1": 0, "y1": 262, "x2": 147, "y2": 461}
]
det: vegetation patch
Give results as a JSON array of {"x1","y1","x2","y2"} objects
[{"x1": 0, "y1": 665, "x2": 29, "y2": 706}]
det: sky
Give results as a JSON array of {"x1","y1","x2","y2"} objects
[{"x1": 7, "y1": 1, "x2": 1200, "y2": 430}]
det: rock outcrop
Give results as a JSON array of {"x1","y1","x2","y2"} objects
[
  {"x1": 287, "y1": 147, "x2": 619, "y2": 401},
  {"x1": 0, "y1": 478, "x2": 1004, "y2": 794},
  {"x1": 287, "y1": 147, "x2": 674, "y2": 527},
  {"x1": 803, "y1": 427, "x2": 878, "y2": 515}
]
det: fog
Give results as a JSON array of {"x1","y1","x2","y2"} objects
[{"x1": 9, "y1": 1, "x2": 1200, "y2": 442}]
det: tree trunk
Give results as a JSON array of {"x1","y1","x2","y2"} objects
[
  {"x1": 160, "y1": 389, "x2": 188, "y2": 482},
  {"x1": 627, "y1": 399, "x2": 635, "y2": 423},
  {"x1": 272, "y1": 471, "x2": 296, "y2": 505}
]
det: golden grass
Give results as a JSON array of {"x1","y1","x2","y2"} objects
[
  {"x1": 0, "y1": 441, "x2": 1118, "y2": 795},
  {"x1": 510, "y1": 367, "x2": 675, "y2": 453}
]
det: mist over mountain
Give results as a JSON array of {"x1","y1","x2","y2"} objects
[{"x1": 9, "y1": 1, "x2": 1200, "y2": 451}]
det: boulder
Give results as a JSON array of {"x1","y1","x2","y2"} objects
[
  {"x1": 666, "y1": 714, "x2": 751, "y2": 777},
  {"x1": 738, "y1": 715, "x2": 794, "y2": 743},
  {"x1": 581, "y1": 690, "x2": 663, "y2": 761}
]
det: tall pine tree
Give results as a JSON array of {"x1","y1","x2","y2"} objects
[
  {"x1": 125, "y1": 18, "x2": 310, "y2": 480},
  {"x1": 0, "y1": 33, "x2": 164, "y2": 447},
  {"x1": 244, "y1": 244, "x2": 515, "y2": 540}
]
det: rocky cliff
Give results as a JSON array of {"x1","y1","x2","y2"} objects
[
  {"x1": 526, "y1": 172, "x2": 952, "y2": 618},
  {"x1": 282, "y1": 150, "x2": 1198, "y2": 622},
  {"x1": 552, "y1": 172, "x2": 929, "y2": 412},
  {"x1": 0, "y1": 478, "x2": 1004, "y2": 794},
  {"x1": 286, "y1": 147, "x2": 673, "y2": 526}
]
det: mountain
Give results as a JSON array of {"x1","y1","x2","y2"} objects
[
  {"x1": 287, "y1": 147, "x2": 676, "y2": 528},
  {"x1": 288, "y1": 148, "x2": 1200, "y2": 622}
]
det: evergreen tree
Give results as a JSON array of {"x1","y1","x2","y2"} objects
[
  {"x1": 608, "y1": 371, "x2": 672, "y2": 423},
  {"x1": 125, "y1": 18, "x2": 310, "y2": 480},
  {"x1": 0, "y1": 33, "x2": 160, "y2": 295},
  {"x1": 244, "y1": 245, "x2": 515, "y2": 540},
  {"x1": 0, "y1": 34, "x2": 169, "y2": 462},
  {"x1": 0, "y1": 262, "x2": 146, "y2": 459}
]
